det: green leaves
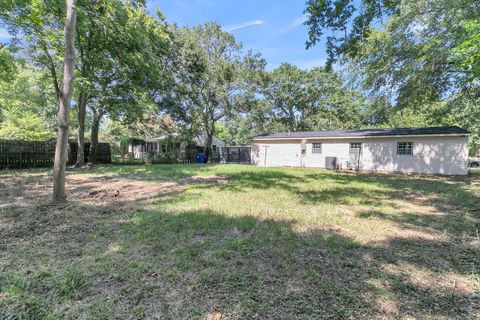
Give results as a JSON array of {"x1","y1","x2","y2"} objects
[
  {"x1": 0, "y1": 108, "x2": 54, "y2": 141},
  {"x1": 160, "y1": 22, "x2": 264, "y2": 142},
  {"x1": 0, "y1": 47, "x2": 16, "y2": 82},
  {"x1": 328, "y1": 0, "x2": 480, "y2": 155},
  {"x1": 451, "y1": 19, "x2": 480, "y2": 84},
  {"x1": 305, "y1": 0, "x2": 401, "y2": 66},
  {"x1": 0, "y1": 60, "x2": 57, "y2": 131},
  {"x1": 259, "y1": 63, "x2": 363, "y2": 132}
]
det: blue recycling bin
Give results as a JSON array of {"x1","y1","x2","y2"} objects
[{"x1": 196, "y1": 153, "x2": 206, "y2": 163}]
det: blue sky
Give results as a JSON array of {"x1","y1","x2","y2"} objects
[
  {"x1": 0, "y1": 0, "x2": 328, "y2": 71},
  {"x1": 147, "y1": 0, "x2": 327, "y2": 70}
]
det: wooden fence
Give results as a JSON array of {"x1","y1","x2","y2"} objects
[
  {"x1": 0, "y1": 140, "x2": 56, "y2": 169},
  {"x1": 0, "y1": 140, "x2": 111, "y2": 169}
]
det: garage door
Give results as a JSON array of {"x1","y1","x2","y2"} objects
[{"x1": 264, "y1": 144, "x2": 300, "y2": 166}]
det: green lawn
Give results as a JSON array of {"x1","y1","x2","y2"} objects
[{"x1": 1, "y1": 164, "x2": 479, "y2": 319}]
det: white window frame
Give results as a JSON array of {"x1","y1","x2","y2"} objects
[
  {"x1": 312, "y1": 143, "x2": 322, "y2": 154},
  {"x1": 349, "y1": 142, "x2": 362, "y2": 155},
  {"x1": 397, "y1": 142, "x2": 413, "y2": 155}
]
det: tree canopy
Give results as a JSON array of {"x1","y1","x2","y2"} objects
[
  {"x1": 305, "y1": 0, "x2": 480, "y2": 154},
  {"x1": 158, "y1": 22, "x2": 264, "y2": 158},
  {"x1": 0, "y1": 0, "x2": 478, "y2": 158},
  {"x1": 257, "y1": 63, "x2": 363, "y2": 132}
]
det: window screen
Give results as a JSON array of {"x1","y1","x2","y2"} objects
[
  {"x1": 397, "y1": 142, "x2": 413, "y2": 155},
  {"x1": 312, "y1": 143, "x2": 322, "y2": 154}
]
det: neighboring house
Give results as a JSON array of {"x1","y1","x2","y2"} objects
[
  {"x1": 251, "y1": 126, "x2": 470, "y2": 175},
  {"x1": 128, "y1": 133, "x2": 225, "y2": 159}
]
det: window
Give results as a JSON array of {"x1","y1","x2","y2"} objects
[
  {"x1": 350, "y1": 143, "x2": 362, "y2": 155},
  {"x1": 312, "y1": 143, "x2": 322, "y2": 154},
  {"x1": 397, "y1": 142, "x2": 413, "y2": 155},
  {"x1": 212, "y1": 145, "x2": 217, "y2": 151}
]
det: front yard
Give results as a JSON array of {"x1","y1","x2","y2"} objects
[{"x1": 1, "y1": 164, "x2": 479, "y2": 319}]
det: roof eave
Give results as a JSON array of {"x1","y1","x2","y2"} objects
[{"x1": 251, "y1": 133, "x2": 470, "y2": 141}]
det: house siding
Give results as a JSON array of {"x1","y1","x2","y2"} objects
[
  {"x1": 251, "y1": 140, "x2": 302, "y2": 167},
  {"x1": 251, "y1": 136, "x2": 469, "y2": 175}
]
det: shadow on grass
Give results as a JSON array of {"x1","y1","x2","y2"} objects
[
  {"x1": 218, "y1": 168, "x2": 479, "y2": 237},
  {"x1": 71, "y1": 164, "x2": 480, "y2": 237},
  {"x1": 1, "y1": 166, "x2": 479, "y2": 318},
  {"x1": 1, "y1": 193, "x2": 479, "y2": 319}
]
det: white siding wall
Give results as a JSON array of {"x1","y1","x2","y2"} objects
[
  {"x1": 303, "y1": 141, "x2": 350, "y2": 168},
  {"x1": 251, "y1": 140, "x2": 302, "y2": 167},
  {"x1": 251, "y1": 136, "x2": 469, "y2": 175},
  {"x1": 359, "y1": 136, "x2": 468, "y2": 175}
]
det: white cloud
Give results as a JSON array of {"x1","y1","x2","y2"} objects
[
  {"x1": 225, "y1": 20, "x2": 265, "y2": 32},
  {"x1": 0, "y1": 28, "x2": 12, "y2": 39},
  {"x1": 289, "y1": 14, "x2": 308, "y2": 29},
  {"x1": 277, "y1": 14, "x2": 308, "y2": 34}
]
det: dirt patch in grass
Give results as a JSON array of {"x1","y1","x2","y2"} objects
[
  {"x1": 0, "y1": 172, "x2": 229, "y2": 209},
  {"x1": 0, "y1": 166, "x2": 479, "y2": 319}
]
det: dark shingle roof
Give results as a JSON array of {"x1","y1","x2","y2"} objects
[{"x1": 253, "y1": 126, "x2": 470, "y2": 140}]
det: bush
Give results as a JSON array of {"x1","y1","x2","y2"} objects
[{"x1": 152, "y1": 152, "x2": 178, "y2": 164}]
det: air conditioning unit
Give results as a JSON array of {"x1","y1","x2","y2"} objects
[{"x1": 325, "y1": 157, "x2": 337, "y2": 170}]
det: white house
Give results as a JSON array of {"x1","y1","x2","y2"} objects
[
  {"x1": 128, "y1": 133, "x2": 225, "y2": 159},
  {"x1": 251, "y1": 126, "x2": 470, "y2": 175}
]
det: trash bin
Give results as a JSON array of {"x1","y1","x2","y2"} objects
[{"x1": 196, "y1": 153, "x2": 206, "y2": 163}]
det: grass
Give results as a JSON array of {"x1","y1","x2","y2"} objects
[{"x1": 1, "y1": 164, "x2": 479, "y2": 319}]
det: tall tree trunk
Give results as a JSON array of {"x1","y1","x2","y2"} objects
[
  {"x1": 75, "y1": 92, "x2": 87, "y2": 167},
  {"x1": 204, "y1": 127, "x2": 214, "y2": 163},
  {"x1": 52, "y1": 0, "x2": 76, "y2": 203},
  {"x1": 89, "y1": 108, "x2": 103, "y2": 163},
  {"x1": 288, "y1": 108, "x2": 297, "y2": 132}
]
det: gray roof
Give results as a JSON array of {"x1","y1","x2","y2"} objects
[{"x1": 253, "y1": 126, "x2": 470, "y2": 140}]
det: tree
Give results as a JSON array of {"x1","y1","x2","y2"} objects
[
  {"x1": 351, "y1": 0, "x2": 479, "y2": 146},
  {"x1": 451, "y1": 19, "x2": 480, "y2": 87},
  {"x1": 0, "y1": 46, "x2": 16, "y2": 82},
  {"x1": 304, "y1": 0, "x2": 402, "y2": 67},
  {"x1": 0, "y1": 59, "x2": 57, "y2": 130},
  {"x1": 160, "y1": 22, "x2": 264, "y2": 160},
  {"x1": 0, "y1": 0, "x2": 66, "y2": 105},
  {"x1": 0, "y1": 109, "x2": 54, "y2": 141},
  {"x1": 306, "y1": 0, "x2": 479, "y2": 152},
  {"x1": 52, "y1": 0, "x2": 76, "y2": 203},
  {"x1": 215, "y1": 116, "x2": 260, "y2": 146},
  {"x1": 260, "y1": 63, "x2": 307, "y2": 132},
  {"x1": 258, "y1": 63, "x2": 363, "y2": 132},
  {"x1": 84, "y1": 4, "x2": 170, "y2": 163},
  {"x1": 0, "y1": 0, "x2": 169, "y2": 165},
  {"x1": 73, "y1": 0, "x2": 154, "y2": 166},
  {"x1": 306, "y1": 0, "x2": 479, "y2": 97},
  {"x1": 305, "y1": 0, "x2": 479, "y2": 94}
]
